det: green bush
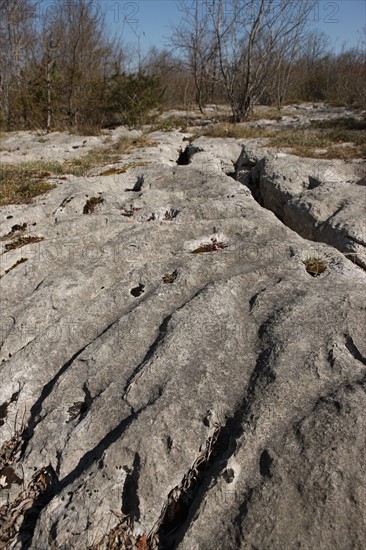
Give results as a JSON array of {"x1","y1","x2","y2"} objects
[
  {"x1": 107, "y1": 72, "x2": 164, "y2": 128},
  {"x1": 301, "y1": 74, "x2": 327, "y2": 102}
]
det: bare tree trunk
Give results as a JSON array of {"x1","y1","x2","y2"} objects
[
  {"x1": 46, "y1": 36, "x2": 56, "y2": 133},
  {"x1": 170, "y1": 0, "x2": 217, "y2": 113}
]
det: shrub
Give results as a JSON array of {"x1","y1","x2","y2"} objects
[{"x1": 107, "y1": 72, "x2": 164, "y2": 128}]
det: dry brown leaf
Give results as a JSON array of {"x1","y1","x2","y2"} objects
[
  {"x1": 38, "y1": 472, "x2": 46, "y2": 488},
  {"x1": 137, "y1": 534, "x2": 149, "y2": 550}
]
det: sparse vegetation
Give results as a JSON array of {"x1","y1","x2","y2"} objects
[
  {"x1": 198, "y1": 117, "x2": 365, "y2": 159},
  {"x1": 247, "y1": 107, "x2": 286, "y2": 121},
  {"x1": 63, "y1": 136, "x2": 154, "y2": 177},
  {"x1": 303, "y1": 257, "x2": 327, "y2": 277},
  {"x1": 310, "y1": 117, "x2": 366, "y2": 131},
  {"x1": 0, "y1": 136, "x2": 154, "y2": 207},
  {"x1": 0, "y1": 163, "x2": 57, "y2": 206},
  {"x1": 150, "y1": 115, "x2": 191, "y2": 132},
  {"x1": 199, "y1": 124, "x2": 275, "y2": 140},
  {"x1": 268, "y1": 125, "x2": 366, "y2": 159}
]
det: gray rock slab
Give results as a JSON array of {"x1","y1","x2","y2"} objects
[{"x1": 0, "y1": 131, "x2": 365, "y2": 549}]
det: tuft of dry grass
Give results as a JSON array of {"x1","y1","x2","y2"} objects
[
  {"x1": 4, "y1": 235, "x2": 44, "y2": 252},
  {"x1": 191, "y1": 237, "x2": 228, "y2": 254}
]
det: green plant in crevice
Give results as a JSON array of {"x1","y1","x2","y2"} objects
[{"x1": 303, "y1": 256, "x2": 327, "y2": 277}]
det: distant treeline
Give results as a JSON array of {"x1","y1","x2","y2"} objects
[{"x1": 1, "y1": 0, "x2": 365, "y2": 132}]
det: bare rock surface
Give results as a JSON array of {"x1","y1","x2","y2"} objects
[
  {"x1": 236, "y1": 146, "x2": 366, "y2": 269},
  {"x1": 0, "y1": 129, "x2": 365, "y2": 549}
]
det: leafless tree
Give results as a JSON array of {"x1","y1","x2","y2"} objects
[
  {"x1": 0, "y1": 0, "x2": 36, "y2": 128},
  {"x1": 170, "y1": 0, "x2": 218, "y2": 112},
  {"x1": 40, "y1": 0, "x2": 115, "y2": 129},
  {"x1": 212, "y1": 0, "x2": 317, "y2": 120},
  {"x1": 170, "y1": 0, "x2": 317, "y2": 120},
  {"x1": 302, "y1": 29, "x2": 331, "y2": 71}
]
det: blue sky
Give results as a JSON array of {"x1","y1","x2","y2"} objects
[{"x1": 103, "y1": 0, "x2": 366, "y2": 54}]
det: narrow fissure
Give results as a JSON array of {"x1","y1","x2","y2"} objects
[
  {"x1": 147, "y1": 347, "x2": 276, "y2": 549},
  {"x1": 149, "y1": 425, "x2": 232, "y2": 549},
  {"x1": 231, "y1": 151, "x2": 365, "y2": 272}
]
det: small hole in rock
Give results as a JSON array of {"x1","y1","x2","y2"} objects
[
  {"x1": 259, "y1": 449, "x2": 273, "y2": 477},
  {"x1": 130, "y1": 284, "x2": 145, "y2": 297},
  {"x1": 223, "y1": 468, "x2": 235, "y2": 483},
  {"x1": 176, "y1": 146, "x2": 191, "y2": 165}
]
